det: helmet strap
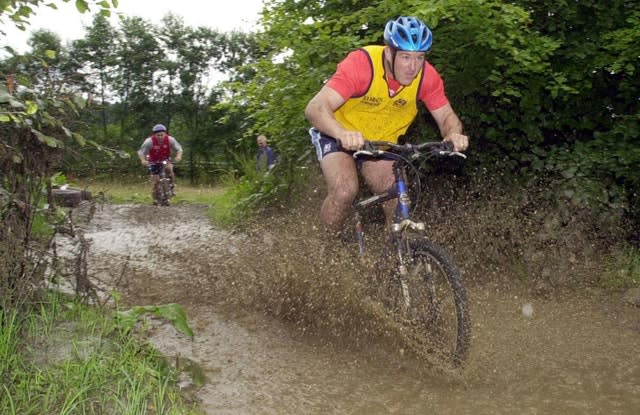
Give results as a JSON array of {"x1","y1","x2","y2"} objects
[{"x1": 386, "y1": 47, "x2": 398, "y2": 81}]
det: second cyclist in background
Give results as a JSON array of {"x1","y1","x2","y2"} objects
[{"x1": 138, "y1": 123, "x2": 183, "y2": 204}]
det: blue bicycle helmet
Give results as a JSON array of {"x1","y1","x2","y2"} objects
[
  {"x1": 152, "y1": 124, "x2": 167, "y2": 133},
  {"x1": 383, "y1": 16, "x2": 432, "y2": 52}
]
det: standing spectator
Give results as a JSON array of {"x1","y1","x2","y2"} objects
[{"x1": 256, "y1": 134, "x2": 276, "y2": 171}]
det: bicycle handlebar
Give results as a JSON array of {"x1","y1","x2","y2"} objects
[
  {"x1": 148, "y1": 159, "x2": 176, "y2": 165},
  {"x1": 353, "y1": 140, "x2": 467, "y2": 160}
]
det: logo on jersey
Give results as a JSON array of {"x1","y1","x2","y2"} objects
[
  {"x1": 362, "y1": 95, "x2": 382, "y2": 106},
  {"x1": 393, "y1": 98, "x2": 408, "y2": 108}
]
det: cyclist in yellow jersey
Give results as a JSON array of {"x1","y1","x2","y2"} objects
[{"x1": 305, "y1": 16, "x2": 469, "y2": 232}]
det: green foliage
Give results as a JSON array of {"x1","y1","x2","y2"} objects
[
  {"x1": 230, "y1": 0, "x2": 388, "y2": 160},
  {"x1": 116, "y1": 303, "x2": 194, "y2": 338},
  {"x1": 50, "y1": 171, "x2": 67, "y2": 186},
  {"x1": 29, "y1": 207, "x2": 53, "y2": 237},
  {"x1": 0, "y1": 2, "x2": 158, "y2": 314},
  {"x1": 405, "y1": 0, "x2": 567, "y2": 155},
  {"x1": 497, "y1": 0, "x2": 640, "y2": 214},
  {"x1": 199, "y1": 142, "x2": 310, "y2": 227},
  {"x1": 54, "y1": 13, "x2": 262, "y2": 182},
  {"x1": 1, "y1": 51, "x2": 93, "y2": 308},
  {"x1": 207, "y1": 152, "x2": 281, "y2": 224},
  {"x1": 0, "y1": 293, "x2": 198, "y2": 414},
  {"x1": 0, "y1": 0, "x2": 116, "y2": 31},
  {"x1": 542, "y1": 113, "x2": 640, "y2": 213},
  {"x1": 599, "y1": 248, "x2": 640, "y2": 289},
  {"x1": 0, "y1": 66, "x2": 88, "y2": 150},
  {"x1": 1, "y1": 4, "x2": 203, "y2": 412}
]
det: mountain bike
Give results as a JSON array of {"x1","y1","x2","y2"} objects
[
  {"x1": 352, "y1": 140, "x2": 470, "y2": 367},
  {"x1": 151, "y1": 160, "x2": 174, "y2": 206}
]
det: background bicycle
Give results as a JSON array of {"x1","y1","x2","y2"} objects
[{"x1": 150, "y1": 160, "x2": 174, "y2": 206}]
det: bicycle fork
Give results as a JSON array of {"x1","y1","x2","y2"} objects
[
  {"x1": 394, "y1": 234, "x2": 414, "y2": 314},
  {"x1": 393, "y1": 166, "x2": 420, "y2": 314},
  {"x1": 355, "y1": 212, "x2": 366, "y2": 255},
  {"x1": 354, "y1": 211, "x2": 413, "y2": 314}
]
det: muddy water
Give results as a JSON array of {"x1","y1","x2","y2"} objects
[{"x1": 82, "y1": 203, "x2": 640, "y2": 414}]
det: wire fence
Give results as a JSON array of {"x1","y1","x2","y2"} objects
[{"x1": 65, "y1": 159, "x2": 233, "y2": 184}]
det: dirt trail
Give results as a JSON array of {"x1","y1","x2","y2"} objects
[{"x1": 77, "y1": 202, "x2": 640, "y2": 414}]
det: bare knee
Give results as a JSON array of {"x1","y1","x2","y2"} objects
[
  {"x1": 328, "y1": 181, "x2": 358, "y2": 206},
  {"x1": 321, "y1": 181, "x2": 358, "y2": 230},
  {"x1": 318, "y1": 152, "x2": 359, "y2": 229}
]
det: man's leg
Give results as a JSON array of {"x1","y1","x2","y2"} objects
[
  {"x1": 319, "y1": 152, "x2": 359, "y2": 231},
  {"x1": 150, "y1": 175, "x2": 160, "y2": 204},
  {"x1": 360, "y1": 159, "x2": 396, "y2": 228}
]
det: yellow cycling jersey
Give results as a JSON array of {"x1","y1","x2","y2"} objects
[{"x1": 334, "y1": 45, "x2": 423, "y2": 143}]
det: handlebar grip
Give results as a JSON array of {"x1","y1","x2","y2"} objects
[
  {"x1": 362, "y1": 141, "x2": 379, "y2": 152},
  {"x1": 441, "y1": 141, "x2": 455, "y2": 151}
]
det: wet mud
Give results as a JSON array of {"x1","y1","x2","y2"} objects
[{"x1": 79, "y1": 201, "x2": 640, "y2": 414}]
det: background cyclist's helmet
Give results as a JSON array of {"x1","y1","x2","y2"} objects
[
  {"x1": 152, "y1": 124, "x2": 167, "y2": 133},
  {"x1": 383, "y1": 16, "x2": 432, "y2": 52}
]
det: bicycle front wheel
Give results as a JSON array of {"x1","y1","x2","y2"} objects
[
  {"x1": 156, "y1": 178, "x2": 171, "y2": 206},
  {"x1": 394, "y1": 232, "x2": 470, "y2": 367}
]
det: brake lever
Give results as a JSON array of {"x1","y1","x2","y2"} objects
[
  {"x1": 362, "y1": 141, "x2": 378, "y2": 152},
  {"x1": 353, "y1": 141, "x2": 385, "y2": 158},
  {"x1": 450, "y1": 151, "x2": 467, "y2": 159},
  {"x1": 432, "y1": 149, "x2": 467, "y2": 159},
  {"x1": 353, "y1": 148, "x2": 385, "y2": 158}
]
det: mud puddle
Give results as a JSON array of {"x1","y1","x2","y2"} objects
[{"x1": 77, "y1": 203, "x2": 640, "y2": 414}]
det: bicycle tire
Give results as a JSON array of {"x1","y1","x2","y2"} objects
[
  {"x1": 389, "y1": 232, "x2": 471, "y2": 366},
  {"x1": 156, "y1": 178, "x2": 171, "y2": 206}
]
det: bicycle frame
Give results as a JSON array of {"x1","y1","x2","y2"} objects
[
  {"x1": 149, "y1": 160, "x2": 173, "y2": 206},
  {"x1": 352, "y1": 151, "x2": 425, "y2": 256}
]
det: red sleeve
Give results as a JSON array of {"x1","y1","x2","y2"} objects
[
  {"x1": 325, "y1": 50, "x2": 449, "y2": 111},
  {"x1": 419, "y1": 62, "x2": 449, "y2": 111},
  {"x1": 325, "y1": 49, "x2": 372, "y2": 100}
]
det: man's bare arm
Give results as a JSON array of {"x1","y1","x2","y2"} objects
[
  {"x1": 304, "y1": 86, "x2": 365, "y2": 150},
  {"x1": 430, "y1": 103, "x2": 469, "y2": 151}
]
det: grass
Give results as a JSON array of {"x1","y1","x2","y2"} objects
[
  {"x1": 2, "y1": 176, "x2": 238, "y2": 415},
  {"x1": 0, "y1": 293, "x2": 201, "y2": 415},
  {"x1": 4, "y1": 165, "x2": 338, "y2": 414},
  {"x1": 73, "y1": 166, "x2": 275, "y2": 227},
  {"x1": 74, "y1": 176, "x2": 233, "y2": 222}
]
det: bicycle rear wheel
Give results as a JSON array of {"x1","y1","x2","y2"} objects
[{"x1": 390, "y1": 232, "x2": 471, "y2": 366}]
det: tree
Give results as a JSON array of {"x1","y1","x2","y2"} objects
[
  {"x1": 71, "y1": 14, "x2": 120, "y2": 138},
  {"x1": 111, "y1": 15, "x2": 162, "y2": 141},
  {"x1": 154, "y1": 15, "x2": 219, "y2": 182},
  {"x1": 0, "y1": 0, "x2": 116, "y2": 32},
  {"x1": 507, "y1": 0, "x2": 640, "y2": 219},
  {"x1": 0, "y1": 0, "x2": 115, "y2": 307}
]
